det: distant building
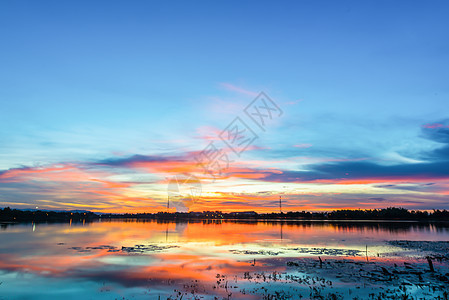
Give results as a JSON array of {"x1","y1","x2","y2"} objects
[{"x1": 229, "y1": 211, "x2": 257, "y2": 217}]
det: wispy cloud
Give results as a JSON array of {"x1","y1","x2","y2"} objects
[
  {"x1": 293, "y1": 143, "x2": 312, "y2": 149},
  {"x1": 219, "y1": 83, "x2": 258, "y2": 97},
  {"x1": 422, "y1": 123, "x2": 449, "y2": 129}
]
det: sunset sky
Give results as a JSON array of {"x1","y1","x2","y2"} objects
[{"x1": 1, "y1": 1, "x2": 449, "y2": 212}]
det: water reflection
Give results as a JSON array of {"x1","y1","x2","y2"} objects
[{"x1": 1, "y1": 220, "x2": 449, "y2": 299}]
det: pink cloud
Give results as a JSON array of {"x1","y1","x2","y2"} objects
[
  {"x1": 195, "y1": 125, "x2": 224, "y2": 142},
  {"x1": 293, "y1": 143, "x2": 312, "y2": 148},
  {"x1": 219, "y1": 83, "x2": 258, "y2": 97},
  {"x1": 286, "y1": 99, "x2": 304, "y2": 105},
  {"x1": 422, "y1": 123, "x2": 449, "y2": 129}
]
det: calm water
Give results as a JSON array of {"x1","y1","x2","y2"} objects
[{"x1": 1, "y1": 220, "x2": 449, "y2": 299}]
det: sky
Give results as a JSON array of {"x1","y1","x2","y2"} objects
[{"x1": 1, "y1": 0, "x2": 449, "y2": 213}]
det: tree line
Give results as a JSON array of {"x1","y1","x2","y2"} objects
[{"x1": 1, "y1": 206, "x2": 448, "y2": 222}]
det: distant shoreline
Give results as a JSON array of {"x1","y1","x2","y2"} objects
[{"x1": 1, "y1": 206, "x2": 448, "y2": 223}]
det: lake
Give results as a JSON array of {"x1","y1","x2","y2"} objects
[{"x1": 1, "y1": 220, "x2": 449, "y2": 299}]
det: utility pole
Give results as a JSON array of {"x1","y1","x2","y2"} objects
[
  {"x1": 167, "y1": 195, "x2": 170, "y2": 211},
  {"x1": 279, "y1": 195, "x2": 282, "y2": 213}
]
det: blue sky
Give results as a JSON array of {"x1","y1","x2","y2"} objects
[{"x1": 1, "y1": 0, "x2": 449, "y2": 212}]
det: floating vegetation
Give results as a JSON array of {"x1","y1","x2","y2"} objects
[
  {"x1": 121, "y1": 244, "x2": 179, "y2": 253},
  {"x1": 389, "y1": 241, "x2": 449, "y2": 260},
  {"x1": 284, "y1": 247, "x2": 363, "y2": 257},
  {"x1": 65, "y1": 244, "x2": 179, "y2": 253},
  {"x1": 229, "y1": 249, "x2": 283, "y2": 256},
  {"x1": 228, "y1": 247, "x2": 363, "y2": 257},
  {"x1": 286, "y1": 257, "x2": 449, "y2": 300}
]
